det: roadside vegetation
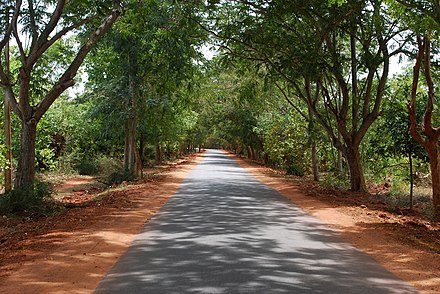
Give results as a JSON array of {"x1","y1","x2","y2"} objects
[{"x1": 0, "y1": 0, "x2": 440, "y2": 223}]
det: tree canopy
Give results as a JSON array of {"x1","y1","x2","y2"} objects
[{"x1": 2, "y1": 0, "x2": 440, "y2": 216}]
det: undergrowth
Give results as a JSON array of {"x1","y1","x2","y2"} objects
[
  {"x1": 0, "y1": 181, "x2": 58, "y2": 217},
  {"x1": 107, "y1": 169, "x2": 135, "y2": 185},
  {"x1": 320, "y1": 173, "x2": 350, "y2": 190}
]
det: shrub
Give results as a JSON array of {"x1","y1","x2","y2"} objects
[
  {"x1": 321, "y1": 173, "x2": 350, "y2": 190},
  {"x1": 286, "y1": 164, "x2": 305, "y2": 177},
  {"x1": 97, "y1": 156, "x2": 123, "y2": 177},
  {"x1": 107, "y1": 169, "x2": 135, "y2": 185},
  {"x1": 0, "y1": 181, "x2": 53, "y2": 215},
  {"x1": 75, "y1": 157, "x2": 99, "y2": 175}
]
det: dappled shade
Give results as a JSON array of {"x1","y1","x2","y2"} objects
[{"x1": 95, "y1": 150, "x2": 417, "y2": 293}]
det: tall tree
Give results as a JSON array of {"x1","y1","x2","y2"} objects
[
  {"x1": 1, "y1": 3, "x2": 13, "y2": 192},
  {"x1": 85, "y1": 0, "x2": 203, "y2": 172},
  {"x1": 0, "y1": 0, "x2": 122, "y2": 188},
  {"x1": 394, "y1": 0, "x2": 440, "y2": 214},
  {"x1": 204, "y1": 0, "x2": 405, "y2": 192},
  {"x1": 408, "y1": 35, "x2": 440, "y2": 214}
]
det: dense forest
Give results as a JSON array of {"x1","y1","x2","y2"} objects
[{"x1": 1, "y1": 0, "x2": 440, "y2": 218}]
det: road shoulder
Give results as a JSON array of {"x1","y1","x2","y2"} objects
[
  {"x1": 0, "y1": 153, "x2": 205, "y2": 294},
  {"x1": 232, "y1": 154, "x2": 440, "y2": 294}
]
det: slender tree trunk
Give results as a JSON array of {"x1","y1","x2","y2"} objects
[
  {"x1": 345, "y1": 145, "x2": 367, "y2": 192},
  {"x1": 15, "y1": 119, "x2": 37, "y2": 188},
  {"x1": 155, "y1": 144, "x2": 162, "y2": 164},
  {"x1": 124, "y1": 54, "x2": 137, "y2": 175},
  {"x1": 3, "y1": 35, "x2": 12, "y2": 192},
  {"x1": 409, "y1": 148, "x2": 414, "y2": 210},
  {"x1": 124, "y1": 116, "x2": 136, "y2": 174},
  {"x1": 308, "y1": 109, "x2": 319, "y2": 181},
  {"x1": 408, "y1": 35, "x2": 440, "y2": 216},
  {"x1": 135, "y1": 146, "x2": 142, "y2": 178},
  {"x1": 264, "y1": 153, "x2": 269, "y2": 165},
  {"x1": 139, "y1": 134, "x2": 145, "y2": 178},
  {"x1": 337, "y1": 149, "x2": 343, "y2": 174},
  {"x1": 311, "y1": 140, "x2": 320, "y2": 181},
  {"x1": 252, "y1": 146, "x2": 256, "y2": 160},
  {"x1": 247, "y1": 146, "x2": 252, "y2": 159},
  {"x1": 427, "y1": 146, "x2": 440, "y2": 214}
]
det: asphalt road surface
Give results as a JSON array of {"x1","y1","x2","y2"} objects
[{"x1": 95, "y1": 149, "x2": 418, "y2": 294}]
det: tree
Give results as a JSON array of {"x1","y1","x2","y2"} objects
[
  {"x1": 408, "y1": 35, "x2": 440, "y2": 214},
  {"x1": 204, "y1": 0, "x2": 405, "y2": 192},
  {"x1": 394, "y1": 0, "x2": 440, "y2": 214},
  {"x1": 1, "y1": 3, "x2": 13, "y2": 192},
  {"x1": 84, "y1": 0, "x2": 203, "y2": 172},
  {"x1": 0, "y1": 0, "x2": 122, "y2": 188}
]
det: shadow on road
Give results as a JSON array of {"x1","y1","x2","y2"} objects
[{"x1": 96, "y1": 150, "x2": 417, "y2": 294}]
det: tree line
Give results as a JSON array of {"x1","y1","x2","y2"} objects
[{"x1": 1, "y1": 0, "x2": 440, "y2": 217}]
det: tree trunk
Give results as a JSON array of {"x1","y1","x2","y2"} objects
[
  {"x1": 3, "y1": 23, "x2": 12, "y2": 192},
  {"x1": 15, "y1": 119, "x2": 37, "y2": 188},
  {"x1": 124, "y1": 53, "x2": 137, "y2": 175},
  {"x1": 124, "y1": 116, "x2": 136, "y2": 174},
  {"x1": 311, "y1": 140, "x2": 320, "y2": 181},
  {"x1": 155, "y1": 144, "x2": 162, "y2": 164},
  {"x1": 139, "y1": 134, "x2": 146, "y2": 179},
  {"x1": 135, "y1": 146, "x2": 142, "y2": 178},
  {"x1": 308, "y1": 109, "x2": 319, "y2": 181},
  {"x1": 345, "y1": 145, "x2": 367, "y2": 192},
  {"x1": 246, "y1": 146, "x2": 252, "y2": 159},
  {"x1": 337, "y1": 149, "x2": 343, "y2": 174},
  {"x1": 409, "y1": 146, "x2": 414, "y2": 210},
  {"x1": 427, "y1": 145, "x2": 440, "y2": 214},
  {"x1": 250, "y1": 146, "x2": 256, "y2": 160},
  {"x1": 408, "y1": 35, "x2": 440, "y2": 217}
]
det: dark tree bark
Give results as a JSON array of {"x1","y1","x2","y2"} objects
[
  {"x1": 124, "y1": 52, "x2": 137, "y2": 175},
  {"x1": 124, "y1": 117, "x2": 136, "y2": 173},
  {"x1": 344, "y1": 144, "x2": 366, "y2": 192},
  {"x1": 409, "y1": 148, "x2": 414, "y2": 210},
  {"x1": 155, "y1": 144, "x2": 162, "y2": 164},
  {"x1": 308, "y1": 109, "x2": 320, "y2": 182},
  {"x1": 15, "y1": 119, "x2": 37, "y2": 188},
  {"x1": 311, "y1": 141, "x2": 320, "y2": 182}
]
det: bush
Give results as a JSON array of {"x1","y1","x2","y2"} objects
[
  {"x1": 0, "y1": 181, "x2": 53, "y2": 215},
  {"x1": 107, "y1": 169, "x2": 135, "y2": 185},
  {"x1": 97, "y1": 156, "x2": 123, "y2": 177},
  {"x1": 286, "y1": 164, "x2": 305, "y2": 177},
  {"x1": 321, "y1": 173, "x2": 350, "y2": 190},
  {"x1": 75, "y1": 157, "x2": 99, "y2": 175}
]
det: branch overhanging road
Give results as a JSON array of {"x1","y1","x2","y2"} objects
[{"x1": 95, "y1": 149, "x2": 418, "y2": 294}]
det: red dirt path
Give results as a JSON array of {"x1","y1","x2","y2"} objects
[{"x1": 0, "y1": 151, "x2": 438, "y2": 293}]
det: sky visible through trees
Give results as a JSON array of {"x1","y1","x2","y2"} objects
[{"x1": 1, "y1": 0, "x2": 440, "y2": 217}]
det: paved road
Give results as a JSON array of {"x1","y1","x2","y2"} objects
[{"x1": 95, "y1": 150, "x2": 418, "y2": 294}]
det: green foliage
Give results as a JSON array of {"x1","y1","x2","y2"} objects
[
  {"x1": 286, "y1": 164, "x2": 305, "y2": 177},
  {"x1": 0, "y1": 143, "x2": 9, "y2": 173},
  {"x1": 388, "y1": 0, "x2": 439, "y2": 33},
  {"x1": 74, "y1": 157, "x2": 100, "y2": 176},
  {"x1": 364, "y1": 71, "x2": 429, "y2": 181},
  {"x1": 107, "y1": 169, "x2": 135, "y2": 185},
  {"x1": 2, "y1": 0, "x2": 440, "y2": 210},
  {"x1": 79, "y1": 0, "x2": 204, "y2": 164},
  {"x1": 0, "y1": 181, "x2": 53, "y2": 215},
  {"x1": 255, "y1": 106, "x2": 310, "y2": 173},
  {"x1": 321, "y1": 173, "x2": 350, "y2": 190}
]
